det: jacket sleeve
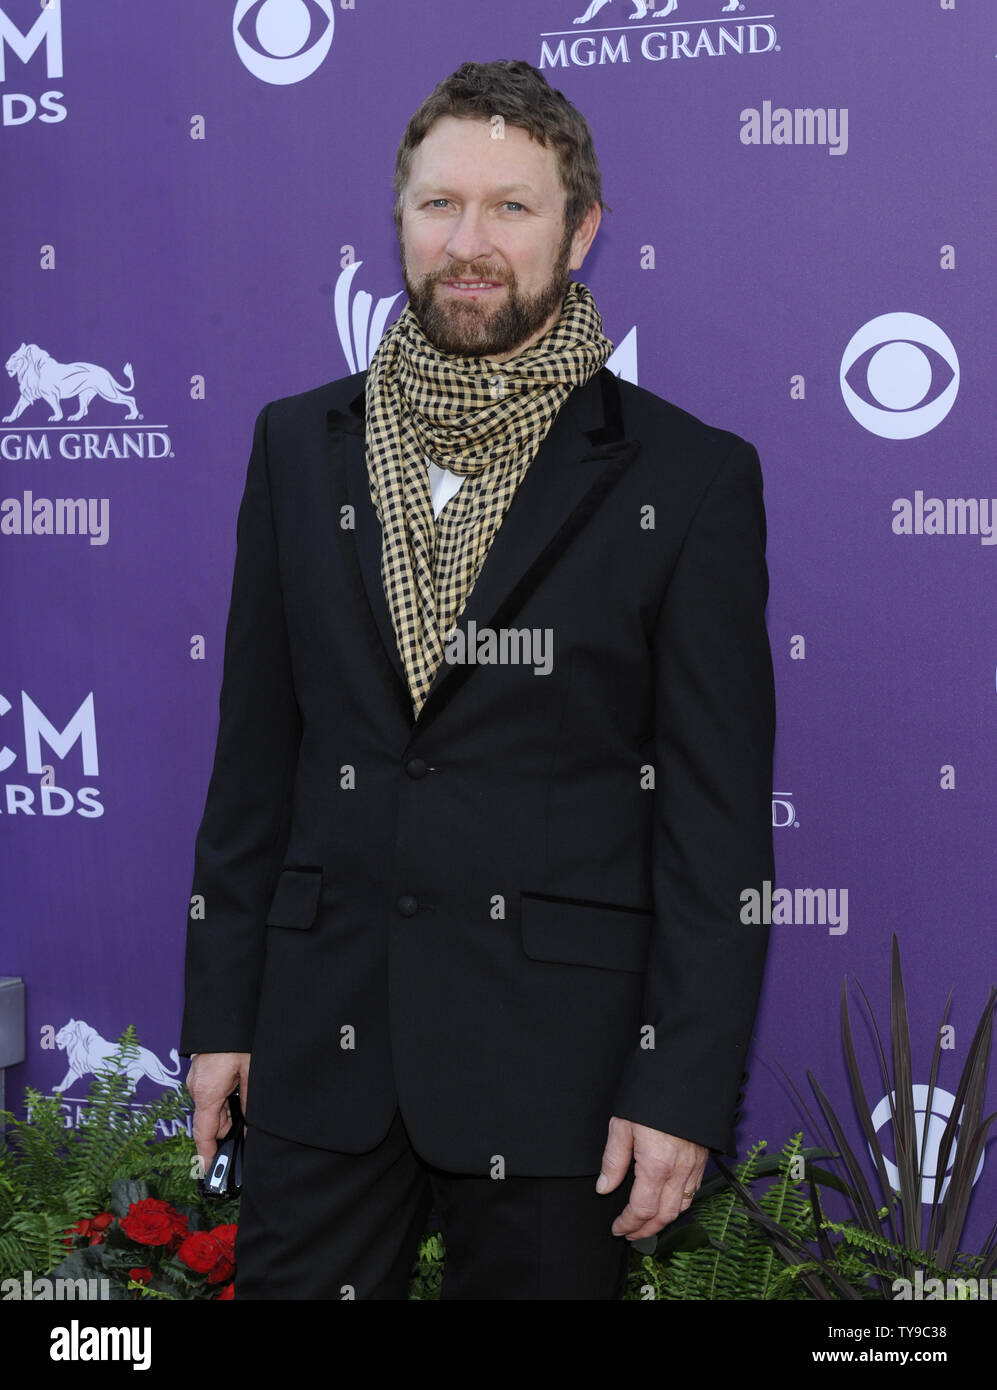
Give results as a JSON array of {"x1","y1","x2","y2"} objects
[
  {"x1": 611, "y1": 438, "x2": 775, "y2": 1154},
  {"x1": 180, "y1": 403, "x2": 301, "y2": 1055}
]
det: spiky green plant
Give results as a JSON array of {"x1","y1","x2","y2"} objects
[{"x1": 727, "y1": 936, "x2": 997, "y2": 1298}]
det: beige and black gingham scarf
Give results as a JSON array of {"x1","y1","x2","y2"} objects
[{"x1": 365, "y1": 280, "x2": 613, "y2": 715}]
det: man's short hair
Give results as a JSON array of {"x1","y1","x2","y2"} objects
[{"x1": 393, "y1": 60, "x2": 607, "y2": 240}]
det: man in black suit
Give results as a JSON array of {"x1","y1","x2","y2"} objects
[{"x1": 182, "y1": 59, "x2": 774, "y2": 1300}]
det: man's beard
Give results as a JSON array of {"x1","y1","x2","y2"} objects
[{"x1": 402, "y1": 230, "x2": 573, "y2": 359}]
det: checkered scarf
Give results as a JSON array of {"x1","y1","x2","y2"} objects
[{"x1": 364, "y1": 280, "x2": 613, "y2": 715}]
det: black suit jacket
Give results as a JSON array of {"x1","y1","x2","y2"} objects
[{"x1": 181, "y1": 366, "x2": 775, "y2": 1175}]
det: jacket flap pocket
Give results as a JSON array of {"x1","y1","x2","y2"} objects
[
  {"x1": 520, "y1": 894, "x2": 651, "y2": 973},
  {"x1": 265, "y1": 868, "x2": 323, "y2": 929}
]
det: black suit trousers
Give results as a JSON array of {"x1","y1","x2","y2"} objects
[{"x1": 234, "y1": 1109, "x2": 635, "y2": 1301}]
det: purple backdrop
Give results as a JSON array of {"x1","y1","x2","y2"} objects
[{"x1": 3, "y1": 0, "x2": 995, "y2": 1247}]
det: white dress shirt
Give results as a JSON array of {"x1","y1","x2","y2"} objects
[{"x1": 426, "y1": 458, "x2": 464, "y2": 519}]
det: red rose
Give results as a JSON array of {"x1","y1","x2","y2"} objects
[
  {"x1": 216, "y1": 1282, "x2": 234, "y2": 1300},
  {"x1": 206, "y1": 1253, "x2": 236, "y2": 1285},
  {"x1": 177, "y1": 1231, "x2": 223, "y2": 1275},
  {"x1": 129, "y1": 1267, "x2": 153, "y2": 1284},
  {"x1": 88, "y1": 1211, "x2": 115, "y2": 1245},
  {"x1": 165, "y1": 1207, "x2": 189, "y2": 1251},
  {"x1": 210, "y1": 1223, "x2": 238, "y2": 1257},
  {"x1": 120, "y1": 1199, "x2": 177, "y2": 1247},
  {"x1": 63, "y1": 1218, "x2": 91, "y2": 1248}
]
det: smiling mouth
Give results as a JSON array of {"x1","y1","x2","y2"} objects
[{"x1": 442, "y1": 280, "x2": 504, "y2": 291}]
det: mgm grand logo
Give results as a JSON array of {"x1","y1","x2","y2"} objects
[
  {"x1": 541, "y1": 0, "x2": 778, "y2": 68},
  {"x1": 1, "y1": 343, "x2": 172, "y2": 459}
]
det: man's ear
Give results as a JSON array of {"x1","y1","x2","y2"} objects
[{"x1": 568, "y1": 201, "x2": 602, "y2": 272}]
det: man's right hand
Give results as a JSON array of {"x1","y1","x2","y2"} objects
[{"x1": 186, "y1": 1052, "x2": 251, "y2": 1180}]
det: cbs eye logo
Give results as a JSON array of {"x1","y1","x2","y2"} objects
[
  {"x1": 233, "y1": 0, "x2": 334, "y2": 85},
  {"x1": 839, "y1": 312, "x2": 959, "y2": 440},
  {"x1": 870, "y1": 1085, "x2": 983, "y2": 1203}
]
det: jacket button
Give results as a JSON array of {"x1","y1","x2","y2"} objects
[
  {"x1": 405, "y1": 758, "x2": 428, "y2": 780},
  {"x1": 396, "y1": 895, "x2": 418, "y2": 917}
]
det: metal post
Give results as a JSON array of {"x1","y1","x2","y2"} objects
[{"x1": 0, "y1": 977, "x2": 26, "y2": 1135}]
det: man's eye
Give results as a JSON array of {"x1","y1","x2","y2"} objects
[
  {"x1": 429, "y1": 199, "x2": 451, "y2": 209},
  {"x1": 503, "y1": 202, "x2": 525, "y2": 212}
]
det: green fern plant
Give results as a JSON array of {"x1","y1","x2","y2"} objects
[
  {"x1": 624, "y1": 1136, "x2": 821, "y2": 1300},
  {"x1": 408, "y1": 1231, "x2": 445, "y2": 1300},
  {"x1": 0, "y1": 1027, "x2": 192, "y2": 1280}
]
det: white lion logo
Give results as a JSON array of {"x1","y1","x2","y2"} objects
[
  {"x1": 53, "y1": 1019, "x2": 183, "y2": 1095},
  {"x1": 3, "y1": 343, "x2": 139, "y2": 423},
  {"x1": 575, "y1": 0, "x2": 739, "y2": 23}
]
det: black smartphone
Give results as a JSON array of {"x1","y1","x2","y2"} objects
[{"x1": 199, "y1": 1089, "x2": 245, "y2": 1199}]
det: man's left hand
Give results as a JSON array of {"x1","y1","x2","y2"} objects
[{"x1": 597, "y1": 1116, "x2": 708, "y2": 1239}]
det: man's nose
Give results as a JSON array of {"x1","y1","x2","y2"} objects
[{"x1": 444, "y1": 207, "x2": 495, "y2": 266}]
